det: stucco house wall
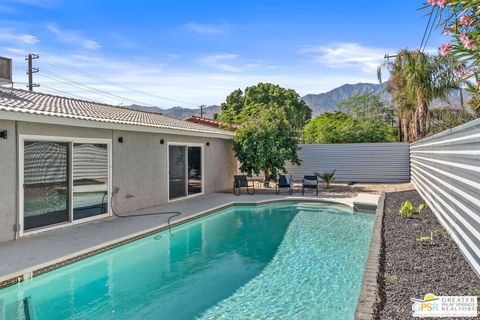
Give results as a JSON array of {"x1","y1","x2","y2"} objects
[{"x1": 0, "y1": 121, "x2": 236, "y2": 243}]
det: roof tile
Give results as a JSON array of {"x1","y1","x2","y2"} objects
[{"x1": 0, "y1": 87, "x2": 232, "y2": 136}]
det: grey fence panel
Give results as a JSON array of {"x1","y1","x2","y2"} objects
[
  {"x1": 284, "y1": 143, "x2": 410, "y2": 182},
  {"x1": 410, "y1": 118, "x2": 480, "y2": 277}
]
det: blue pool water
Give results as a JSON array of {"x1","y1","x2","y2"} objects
[{"x1": 0, "y1": 202, "x2": 374, "y2": 320}]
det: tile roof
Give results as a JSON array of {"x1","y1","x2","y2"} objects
[
  {"x1": 185, "y1": 115, "x2": 239, "y2": 129},
  {"x1": 0, "y1": 87, "x2": 233, "y2": 137}
]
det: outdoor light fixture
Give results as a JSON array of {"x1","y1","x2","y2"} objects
[
  {"x1": 117, "y1": 137, "x2": 124, "y2": 143},
  {"x1": 160, "y1": 139, "x2": 165, "y2": 144},
  {"x1": 0, "y1": 130, "x2": 7, "y2": 139},
  {"x1": 206, "y1": 142, "x2": 210, "y2": 146}
]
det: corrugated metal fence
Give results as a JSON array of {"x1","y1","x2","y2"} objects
[
  {"x1": 411, "y1": 118, "x2": 480, "y2": 276},
  {"x1": 284, "y1": 143, "x2": 410, "y2": 182}
]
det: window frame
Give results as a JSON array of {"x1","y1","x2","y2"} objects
[
  {"x1": 167, "y1": 142, "x2": 205, "y2": 202},
  {"x1": 18, "y1": 135, "x2": 112, "y2": 237}
]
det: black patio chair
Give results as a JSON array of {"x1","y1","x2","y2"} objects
[
  {"x1": 276, "y1": 174, "x2": 293, "y2": 195},
  {"x1": 302, "y1": 175, "x2": 319, "y2": 196},
  {"x1": 233, "y1": 175, "x2": 255, "y2": 195}
]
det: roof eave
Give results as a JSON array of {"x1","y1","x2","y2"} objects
[{"x1": 0, "y1": 108, "x2": 234, "y2": 140}]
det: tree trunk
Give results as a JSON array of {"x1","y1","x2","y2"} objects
[
  {"x1": 263, "y1": 169, "x2": 270, "y2": 188},
  {"x1": 411, "y1": 102, "x2": 428, "y2": 142},
  {"x1": 402, "y1": 120, "x2": 410, "y2": 143},
  {"x1": 397, "y1": 116, "x2": 403, "y2": 142}
]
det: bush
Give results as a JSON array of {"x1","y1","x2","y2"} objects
[
  {"x1": 304, "y1": 112, "x2": 396, "y2": 144},
  {"x1": 399, "y1": 201, "x2": 427, "y2": 218},
  {"x1": 399, "y1": 201, "x2": 415, "y2": 218}
]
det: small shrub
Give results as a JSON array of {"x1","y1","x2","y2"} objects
[
  {"x1": 399, "y1": 201, "x2": 415, "y2": 218},
  {"x1": 399, "y1": 201, "x2": 427, "y2": 218},
  {"x1": 315, "y1": 170, "x2": 336, "y2": 189},
  {"x1": 416, "y1": 203, "x2": 427, "y2": 214},
  {"x1": 416, "y1": 232, "x2": 435, "y2": 246},
  {"x1": 468, "y1": 288, "x2": 480, "y2": 296},
  {"x1": 383, "y1": 272, "x2": 400, "y2": 284},
  {"x1": 435, "y1": 227, "x2": 452, "y2": 240}
]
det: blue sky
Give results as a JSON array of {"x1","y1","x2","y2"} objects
[{"x1": 0, "y1": 0, "x2": 444, "y2": 108}]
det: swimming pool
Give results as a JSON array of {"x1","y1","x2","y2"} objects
[{"x1": 0, "y1": 202, "x2": 374, "y2": 320}]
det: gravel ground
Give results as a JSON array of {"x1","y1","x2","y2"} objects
[{"x1": 376, "y1": 190, "x2": 480, "y2": 320}]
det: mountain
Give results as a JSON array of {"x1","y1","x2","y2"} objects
[
  {"x1": 302, "y1": 82, "x2": 468, "y2": 117},
  {"x1": 302, "y1": 83, "x2": 391, "y2": 117},
  {"x1": 126, "y1": 82, "x2": 468, "y2": 120},
  {"x1": 127, "y1": 104, "x2": 221, "y2": 119}
]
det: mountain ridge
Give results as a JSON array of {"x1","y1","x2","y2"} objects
[{"x1": 126, "y1": 82, "x2": 467, "y2": 119}]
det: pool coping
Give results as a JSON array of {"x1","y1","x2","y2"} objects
[
  {"x1": 354, "y1": 192, "x2": 386, "y2": 320},
  {"x1": 0, "y1": 197, "x2": 374, "y2": 290}
]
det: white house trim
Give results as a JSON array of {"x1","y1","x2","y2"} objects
[
  {"x1": 18, "y1": 134, "x2": 113, "y2": 237},
  {"x1": 166, "y1": 142, "x2": 205, "y2": 203}
]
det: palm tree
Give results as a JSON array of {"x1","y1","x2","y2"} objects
[{"x1": 379, "y1": 50, "x2": 460, "y2": 142}]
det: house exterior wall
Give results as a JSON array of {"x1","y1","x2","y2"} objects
[
  {"x1": 110, "y1": 130, "x2": 236, "y2": 213},
  {"x1": 0, "y1": 121, "x2": 236, "y2": 242},
  {"x1": 0, "y1": 120, "x2": 17, "y2": 242},
  {"x1": 410, "y1": 118, "x2": 480, "y2": 277}
]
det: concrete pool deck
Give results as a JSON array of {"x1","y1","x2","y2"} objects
[{"x1": 0, "y1": 191, "x2": 380, "y2": 288}]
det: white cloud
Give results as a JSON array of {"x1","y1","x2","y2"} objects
[
  {"x1": 298, "y1": 42, "x2": 390, "y2": 73},
  {"x1": 183, "y1": 22, "x2": 228, "y2": 35},
  {"x1": 7, "y1": 48, "x2": 379, "y2": 108},
  {"x1": 199, "y1": 54, "x2": 242, "y2": 72},
  {"x1": 199, "y1": 54, "x2": 265, "y2": 73},
  {"x1": 46, "y1": 23, "x2": 100, "y2": 50},
  {"x1": 0, "y1": 28, "x2": 39, "y2": 44}
]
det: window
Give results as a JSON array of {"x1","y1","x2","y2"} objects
[
  {"x1": 168, "y1": 144, "x2": 203, "y2": 200},
  {"x1": 73, "y1": 143, "x2": 109, "y2": 220},
  {"x1": 21, "y1": 136, "x2": 111, "y2": 234}
]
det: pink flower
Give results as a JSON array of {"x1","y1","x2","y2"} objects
[
  {"x1": 427, "y1": 0, "x2": 436, "y2": 5},
  {"x1": 439, "y1": 43, "x2": 452, "y2": 56},
  {"x1": 460, "y1": 33, "x2": 476, "y2": 50},
  {"x1": 437, "y1": 0, "x2": 448, "y2": 7},
  {"x1": 460, "y1": 13, "x2": 473, "y2": 26}
]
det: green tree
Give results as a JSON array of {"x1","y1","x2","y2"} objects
[
  {"x1": 304, "y1": 112, "x2": 396, "y2": 144},
  {"x1": 429, "y1": 108, "x2": 476, "y2": 135},
  {"x1": 220, "y1": 83, "x2": 312, "y2": 130},
  {"x1": 232, "y1": 108, "x2": 299, "y2": 184},
  {"x1": 424, "y1": 0, "x2": 480, "y2": 115},
  {"x1": 339, "y1": 92, "x2": 394, "y2": 125},
  {"x1": 379, "y1": 50, "x2": 460, "y2": 142}
]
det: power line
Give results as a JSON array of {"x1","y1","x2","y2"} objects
[
  {"x1": 420, "y1": 8, "x2": 434, "y2": 51},
  {"x1": 421, "y1": 7, "x2": 439, "y2": 52},
  {"x1": 40, "y1": 55, "x2": 200, "y2": 107},
  {"x1": 40, "y1": 84, "x2": 102, "y2": 103},
  {"x1": 38, "y1": 69, "x2": 161, "y2": 107}
]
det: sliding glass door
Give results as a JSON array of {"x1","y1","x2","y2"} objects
[
  {"x1": 23, "y1": 142, "x2": 70, "y2": 230},
  {"x1": 169, "y1": 146, "x2": 187, "y2": 199},
  {"x1": 188, "y1": 147, "x2": 202, "y2": 195},
  {"x1": 73, "y1": 143, "x2": 109, "y2": 220},
  {"x1": 22, "y1": 137, "x2": 110, "y2": 233},
  {"x1": 169, "y1": 144, "x2": 203, "y2": 200}
]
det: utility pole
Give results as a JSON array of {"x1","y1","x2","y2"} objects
[
  {"x1": 459, "y1": 87, "x2": 464, "y2": 109},
  {"x1": 25, "y1": 53, "x2": 39, "y2": 91},
  {"x1": 199, "y1": 104, "x2": 205, "y2": 118}
]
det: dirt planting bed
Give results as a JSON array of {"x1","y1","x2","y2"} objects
[{"x1": 376, "y1": 190, "x2": 480, "y2": 319}]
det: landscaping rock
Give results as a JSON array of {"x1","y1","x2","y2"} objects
[{"x1": 375, "y1": 190, "x2": 480, "y2": 320}]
